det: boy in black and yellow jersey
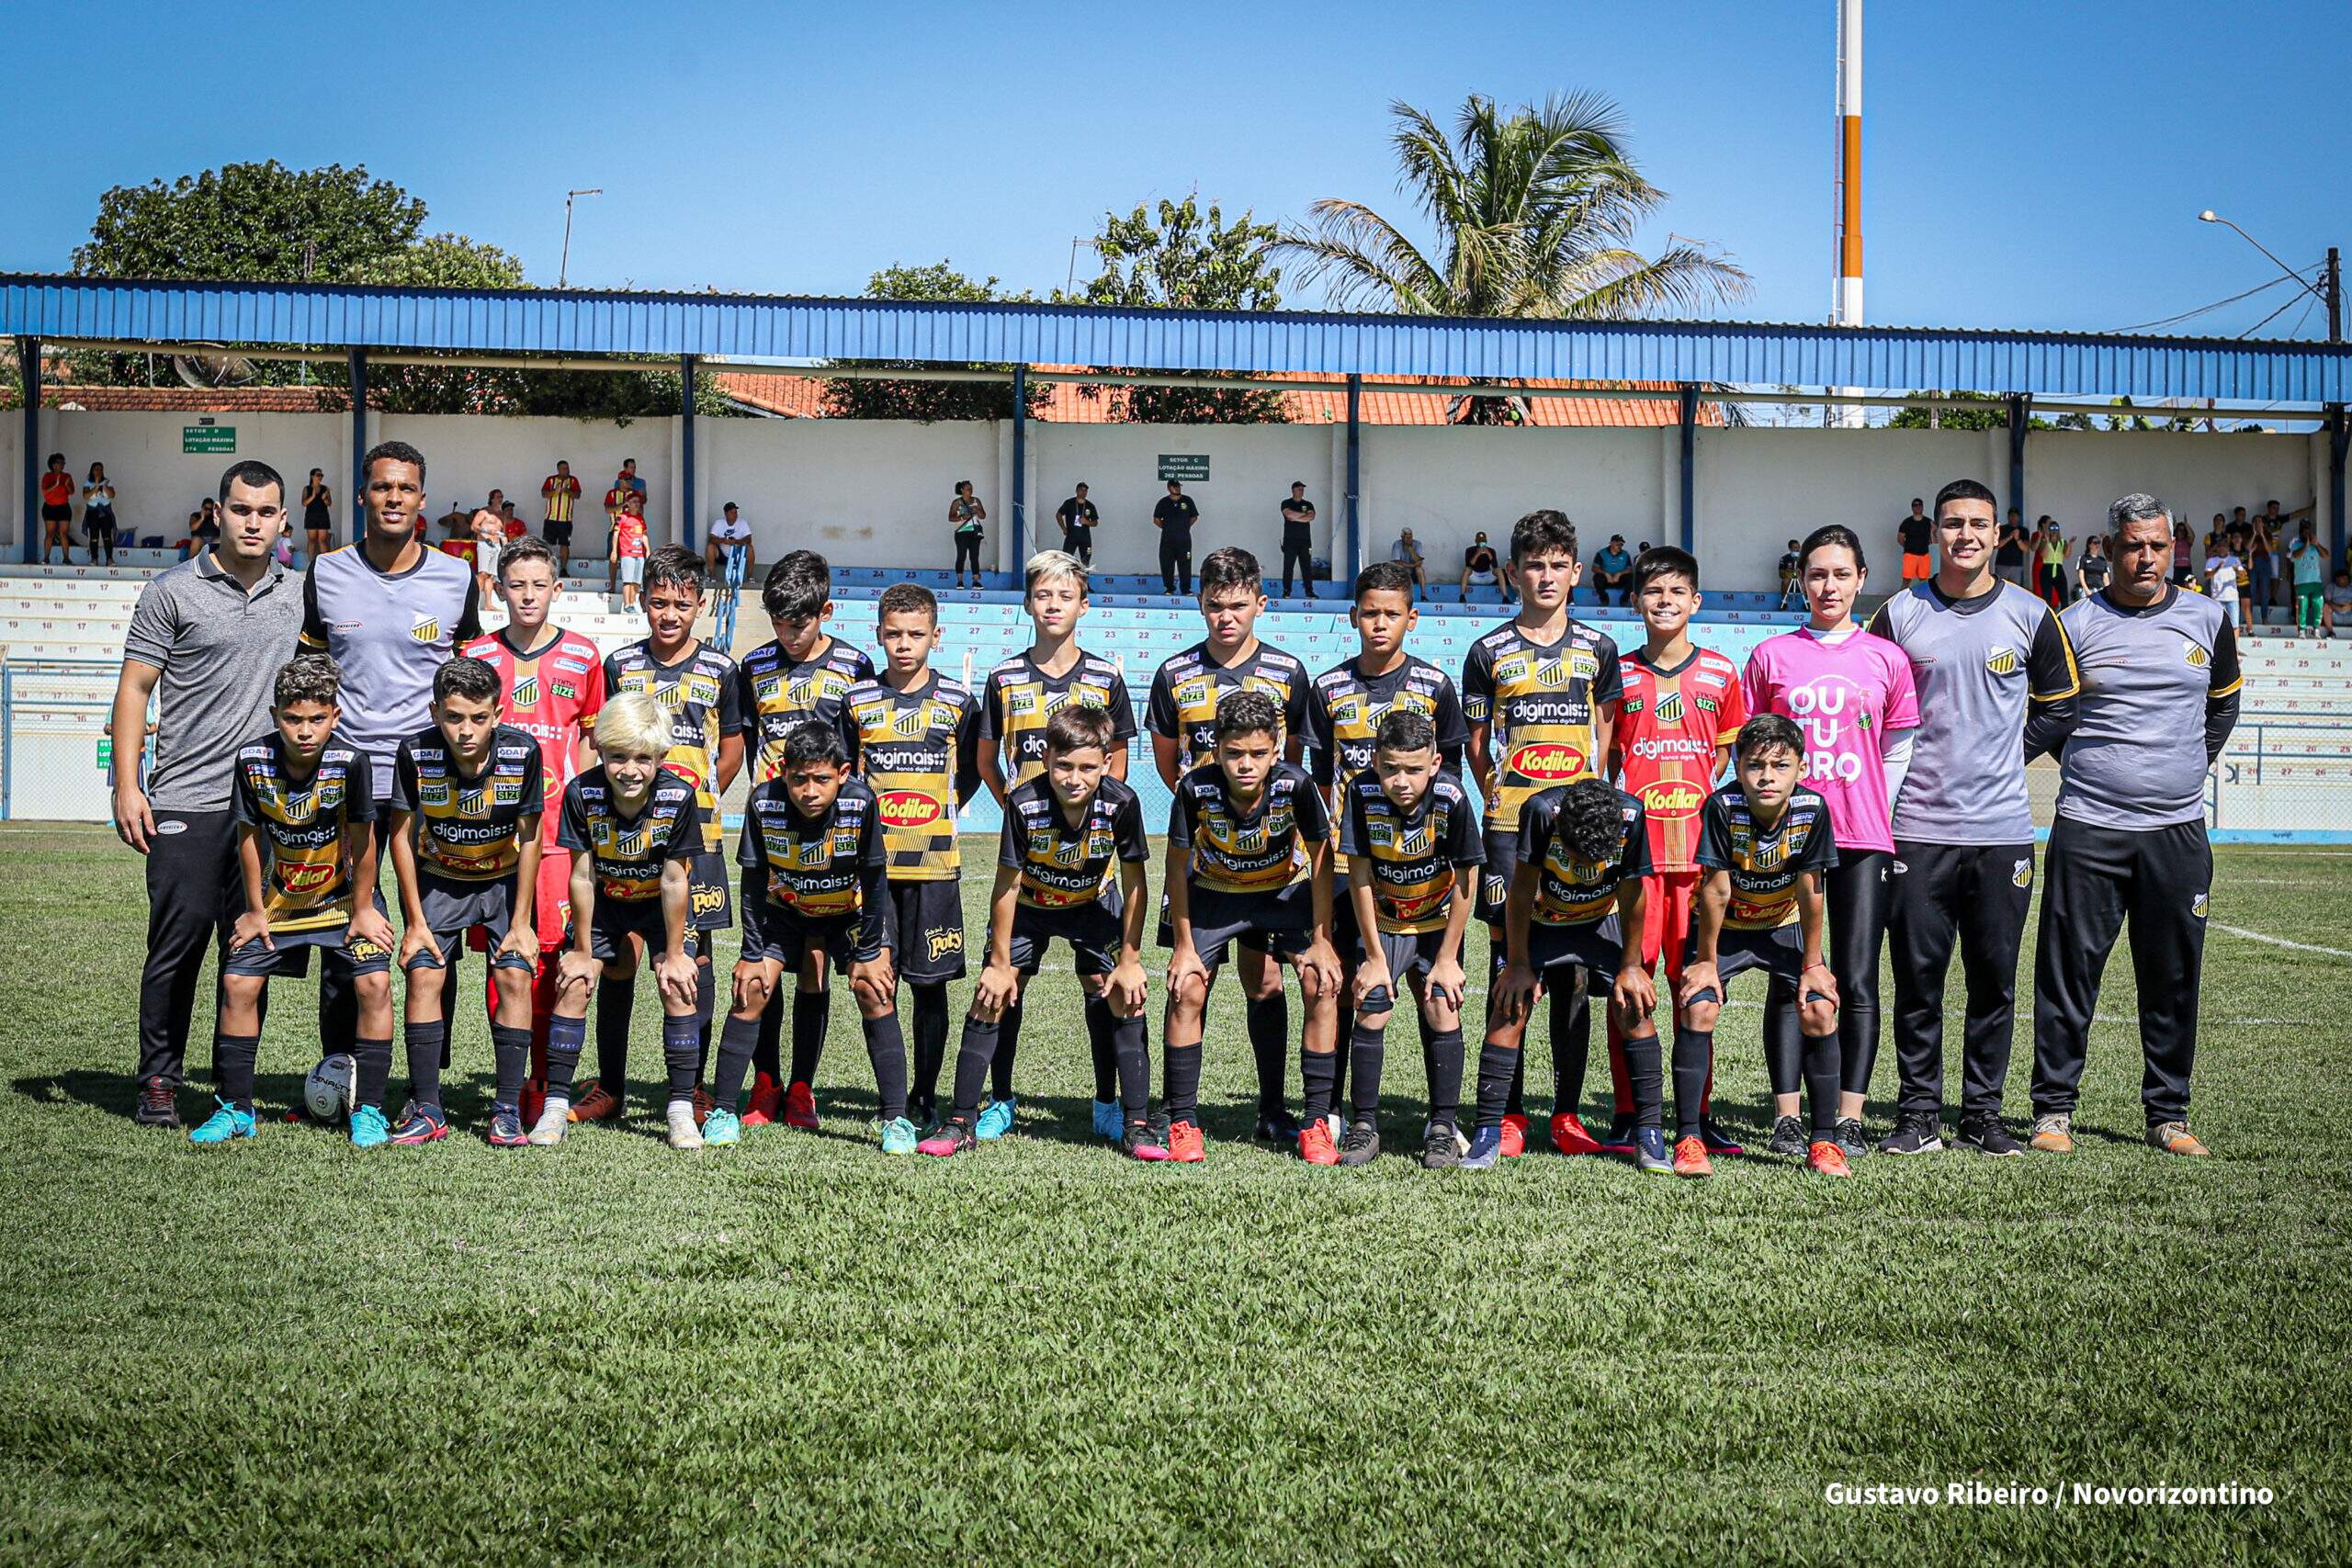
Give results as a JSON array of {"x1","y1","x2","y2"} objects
[
  {"x1": 1164, "y1": 690, "x2": 1343, "y2": 1164},
  {"x1": 386, "y1": 657, "x2": 545, "y2": 1147},
  {"x1": 1680, "y1": 715, "x2": 1845, "y2": 1179},
  {"x1": 193, "y1": 654, "x2": 398, "y2": 1147},
  {"x1": 1337, "y1": 710, "x2": 1481, "y2": 1169},
  {"x1": 1147, "y1": 547, "x2": 1314, "y2": 1144},
  {"x1": 920, "y1": 705, "x2": 1161, "y2": 1161},
  {"x1": 1462, "y1": 509, "x2": 1623, "y2": 1158},
  {"x1": 579, "y1": 547, "x2": 745, "y2": 1125},
  {"x1": 844, "y1": 582, "x2": 983, "y2": 1128},
  {"x1": 974, "y1": 549, "x2": 1136, "y2": 1138},
  {"x1": 706, "y1": 722, "x2": 912, "y2": 1154},
  {"x1": 729, "y1": 549, "x2": 873, "y2": 1129},
  {"x1": 537, "y1": 692, "x2": 710, "y2": 1150},
  {"x1": 1480, "y1": 778, "x2": 1662, "y2": 1173}
]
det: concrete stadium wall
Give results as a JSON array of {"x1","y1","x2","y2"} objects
[
  {"x1": 378, "y1": 414, "x2": 673, "y2": 552},
  {"x1": 22, "y1": 411, "x2": 345, "y2": 545},
  {"x1": 1694, "y1": 426, "x2": 2001, "y2": 592},
  {"x1": 1363, "y1": 426, "x2": 1667, "y2": 581},
  {"x1": 1028, "y1": 422, "x2": 1340, "y2": 576},
  {"x1": 701, "y1": 417, "x2": 1001, "y2": 570},
  {"x1": 2029, "y1": 428, "x2": 2329, "y2": 542}
]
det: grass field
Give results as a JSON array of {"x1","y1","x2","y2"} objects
[{"x1": 2, "y1": 822, "x2": 2346, "y2": 1562}]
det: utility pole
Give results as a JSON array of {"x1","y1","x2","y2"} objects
[
  {"x1": 560, "y1": 189, "x2": 603, "y2": 288},
  {"x1": 2327, "y1": 245, "x2": 2341, "y2": 344},
  {"x1": 1828, "y1": 0, "x2": 1864, "y2": 429}
]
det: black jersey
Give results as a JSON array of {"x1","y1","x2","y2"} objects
[
  {"x1": 1338, "y1": 772, "x2": 1483, "y2": 934},
  {"x1": 231, "y1": 729, "x2": 379, "y2": 933},
  {"x1": 1693, "y1": 784, "x2": 1838, "y2": 931},
  {"x1": 603, "y1": 638, "x2": 745, "y2": 856},
  {"x1": 555, "y1": 764, "x2": 704, "y2": 905},
  {"x1": 1306, "y1": 653, "x2": 1469, "y2": 789},
  {"x1": 1147, "y1": 640, "x2": 1311, "y2": 774},
  {"x1": 844, "y1": 672, "x2": 982, "y2": 881},
  {"x1": 390, "y1": 724, "x2": 545, "y2": 884},
  {"x1": 1516, "y1": 784, "x2": 1652, "y2": 928},
  {"x1": 980, "y1": 649, "x2": 1137, "y2": 789},
  {"x1": 1001, "y1": 774, "x2": 1150, "y2": 912},
  {"x1": 737, "y1": 774, "x2": 888, "y2": 926},
  {"x1": 1461, "y1": 617, "x2": 1623, "y2": 832},
  {"x1": 736, "y1": 636, "x2": 873, "y2": 784},
  {"x1": 1170, "y1": 761, "x2": 1329, "y2": 897}
]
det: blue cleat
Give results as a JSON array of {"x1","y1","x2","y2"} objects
[
  {"x1": 349, "y1": 1104, "x2": 390, "y2": 1149},
  {"x1": 975, "y1": 1095, "x2": 1017, "y2": 1141},
  {"x1": 1634, "y1": 1127, "x2": 1674, "y2": 1174},
  {"x1": 702, "y1": 1107, "x2": 741, "y2": 1146},
  {"x1": 1462, "y1": 1124, "x2": 1504, "y2": 1169},
  {"x1": 188, "y1": 1099, "x2": 255, "y2": 1145},
  {"x1": 878, "y1": 1116, "x2": 918, "y2": 1155},
  {"x1": 1091, "y1": 1098, "x2": 1123, "y2": 1142},
  {"x1": 389, "y1": 1103, "x2": 449, "y2": 1145}
]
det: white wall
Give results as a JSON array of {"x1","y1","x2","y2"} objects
[
  {"x1": 379, "y1": 413, "x2": 670, "y2": 553},
  {"x1": 40, "y1": 411, "x2": 345, "y2": 545},
  {"x1": 1361, "y1": 426, "x2": 1665, "y2": 580},
  {"x1": 702, "y1": 417, "x2": 1002, "y2": 569},
  {"x1": 1028, "y1": 422, "x2": 1339, "y2": 576},
  {"x1": 1694, "y1": 426, "x2": 1996, "y2": 592},
  {"x1": 0, "y1": 412, "x2": 17, "y2": 549},
  {"x1": 2028, "y1": 427, "x2": 2323, "y2": 543}
]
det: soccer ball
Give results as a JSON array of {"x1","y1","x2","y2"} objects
[{"x1": 304, "y1": 1055, "x2": 357, "y2": 1122}]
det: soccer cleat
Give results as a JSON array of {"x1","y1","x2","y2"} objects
[
  {"x1": 1298, "y1": 1120, "x2": 1340, "y2": 1167},
  {"x1": 740, "y1": 1072, "x2": 783, "y2": 1127},
  {"x1": 1254, "y1": 1106, "x2": 1302, "y2": 1143},
  {"x1": 135, "y1": 1077, "x2": 182, "y2": 1130},
  {"x1": 349, "y1": 1104, "x2": 390, "y2": 1150},
  {"x1": 187, "y1": 1099, "x2": 256, "y2": 1145},
  {"x1": 2147, "y1": 1121, "x2": 2210, "y2": 1157},
  {"x1": 782, "y1": 1080, "x2": 820, "y2": 1131},
  {"x1": 2030, "y1": 1113, "x2": 2075, "y2": 1154},
  {"x1": 1598, "y1": 1113, "x2": 1637, "y2": 1155},
  {"x1": 878, "y1": 1116, "x2": 919, "y2": 1156},
  {"x1": 567, "y1": 1081, "x2": 624, "y2": 1124},
  {"x1": 1499, "y1": 1111, "x2": 1529, "y2": 1158},
  {"x1": 1765, "y1": 1115, "x2": 1808, "y2": 1158},
  {"x1": 519, "y1": 1077, "x2": 547, "y2": 1127},
  {"x1": 1955, "y1": 1114, "x2": 2024, "y2": 1157},
  {"x1": 702, "y1": 1107, "x2": 742, "y2": 1147},
  {"x1": 1672, "y1": 1134, "x2": 1714, "y2": 1179},
  {"x1": 1834, "y1": 1117, "x2": 1871, "y2": 1159},
  {"x1": 1091, "y1": 1098, "x2": 1123, "y2": 1142},
  {"x1": 975, "y1": 1094, "x2": 1017, "y2": 1141},
  {"x1": 526, "y1": 1100, "x2": 571, "y2": 1146},
  {"x1": 485, "y1": 1104, "x2": 528, "y2": 1147},
  {"x1": 1121, "y1": 1120, "x2": 1171, "y2": 1162},
  {"x1": 693, "y1": 1087, "x2": 715, "y2": 1127},
  {"x1": 1550, "y1": 1111, "x2": 1601, "y2": 1156},
  {"x1": 1634, "y1": 1127, "x2": 1673, "y2": 1174},
  {"x1": 918, "y1": 1118, "x2": 978, "y2": 1158},
  {"x1": 1699, "y1": 1117, "x2": 1746, "y2": 1156},
  {"x1": 1462, "y1": 1124, "x2": 1505, "y2": 1170},
  {"x1": 1420, "y1": 1121, "x2": 1463, "y2": 1169},
  {"x1": 665, "y1": 1101, "x2": 704, "y2": 1150},
  {"x1": 1879, "y1": 1112, "x2": 1945, "y2": 1156},
  {"x1": 1340, "y1": 1119, "x2": 1381, "y2": 1168},
  {"x1": 1166, "y1": 1121, "x2": 1207, "y2": 1163},
  {"x1": 1806, "y1": 1139, "x2": 1853, "y2": 1178},
  {"x1": 389, "y1": 1103, "x2": 449, "y2": 1145}
]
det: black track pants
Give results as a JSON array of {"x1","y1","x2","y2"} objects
[{"x1": 1886, "y1": 839, "x2": 2034, "y2": 1119}]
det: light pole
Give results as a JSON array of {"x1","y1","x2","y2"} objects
[
  {"x1": 2197, "y1": 210, "x2": 2339, "y2": 343},
  {"x1": 559, "y1": 188, "x2": 603, "y2": 288}
]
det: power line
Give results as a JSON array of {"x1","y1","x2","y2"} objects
[
  {"x1": 2238, "y1": 287, "x2": 2312, "y2": 340},
  {"x1": 2109, "y1": 265, "x2": 2316, "y2": 333}
]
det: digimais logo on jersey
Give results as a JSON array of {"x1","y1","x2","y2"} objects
[
  {"x1": 878, "y1": 790, "x2": 944, "y2": 829},
  {"x1": 1508, "y1": 742, "x2": 1587, "y2": 782}
]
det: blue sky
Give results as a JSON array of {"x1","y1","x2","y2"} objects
[{"x1": 11, "y1": 0, "x2": 2348, "y2": 338}]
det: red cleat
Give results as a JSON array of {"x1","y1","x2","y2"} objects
[
  {"x1": 1806, "y1": 1140, "x2": 1852, "y2": 1178},
  {"x1": 519, "y1": 1077, "x2": 548, "y2": 1127},
  {"x1": 1167, "y1": 1121, "x2": 1206, "y2": 1163},
  {"x1": 567, "y1": 1081, "x2": 624, "y2": 1123},
  {"x1": 1549, "y1": 1111, "x2": 1601, "y2": 1156},
  {"x1": 1499, "y1": 1111, "x2": 1529, "y2": 1158},
  {"x1": 692, "y1": 1086, "x2": 715, "y2": 1127},
  {"x1": 739, "y1": 1072, "x2": 782, "y2": 1128},
  {"x1": 1298, "y1": 1121, "x2": 1340, "y2": 1166},
  {"x1": 1672, "y1": 1135, "x2": 1714, "y2": 1179},
  {"x1": 782, "y1": 1080, "x2": 820, "y2": 1131}
]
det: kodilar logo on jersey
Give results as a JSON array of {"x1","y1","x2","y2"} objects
[
  {"x1": 879, "y1": 790, "x2": 943, "y2": 829},
  {"x1": 1640, "y1": 779, "x2": 1704, "y2": 820},
  {"x1": 1985, "y1": 647, "x2": 2021, "y2": 677},
  {"x1": 1654, "y1": 691, "x2": 1685, "y2": 725},
  {"x1": 410, "y1": 612, "x2": 441, "y2": 645},
  {"x1": 1508, "y1": 741, "x2": 1587, "y2": 783},
  {"x1": 2183, "y1": 641, "x2": 2211, "y2": 670},
  {"x1": 277, "y1": 860, "x2": 339, "y2": 897}
]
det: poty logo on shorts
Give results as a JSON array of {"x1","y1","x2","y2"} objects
[{"x1": 927, "y1": 929, "x2": 964, "y2": 961}]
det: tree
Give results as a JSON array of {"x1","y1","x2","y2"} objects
[
  {"x1": 821, "y1": 263, "x2": 1046, "y2": 422},
  {"x1": 73, "y1": 161, "x2": 423, "y2": 283},
  {"x1": 1889, "y1": 390, "x2": 2052, "y2": 432},
  {"x1": 1059, "y1": 197, "x2": 1288, "y2": 423},
  {"x1": 1279, "y1": 94, "x2": 1750, "y2": 423}
]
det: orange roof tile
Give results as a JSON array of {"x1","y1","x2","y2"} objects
[{"x1": 38, "y1": 382, "x2": 348, "y2": 413}]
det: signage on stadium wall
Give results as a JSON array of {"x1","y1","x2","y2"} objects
[
  {"x1": 1157, "y1": 454, "x2": 1210, "y2": 482},
  {"x1": 182, "y1": 425, "x2": 237, "y2": 454}
]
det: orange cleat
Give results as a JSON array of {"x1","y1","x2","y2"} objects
[
  {"x1": 692, "y1": 1086, "x2": 714, "y2": 1127},
  {"x1": 1500, "y1": 1112, "x2": 1529, "y2": 1158},
  {"x1": 1806, "y1": 1139, "x2": 1852, "y2": 1178},
  {"x1": 567, "y1": 1081, "x2": 624, "y2": 1123},
  {"x1": 1549, "y1": 1111, "x2": 1600, "y2": 1156},
  {"x1": 1672, "y1": 1134, "x2": 1714, "y2": 1179},
  {"x1": 519, "y1": 1077, "x2": 548, "y2": 1127},
  {"x1": 1298, "y1": 1120, "x2": 1340, "y2": 1166},
  {"x1": 739, "y1": 1072, "x2": 783, "y2": 1128},
  {"x1": 782, "y1": 1080, "x2": 820, "y2": 1131},
  {"x1": 1167, "y1": 1121, "x2": 1207, "y2": 1163}
]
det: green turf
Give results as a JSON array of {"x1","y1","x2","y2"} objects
[{"x1": 1, "y1": 823, "x2": 2346, "y2": 1562}]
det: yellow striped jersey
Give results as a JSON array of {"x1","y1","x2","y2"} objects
[
  {"x1": 735, "y1": 636, "x2": 874, "y2": 783},
  {"x1": 1337, "y1": 772, "x2": 1483, "y2": 934},
  {"x1": 602, "y1": 639, "x2": 744, "y2": 856},
  {"x1": 231, "y1": 730, "x2": 378, "y2": 933},
  {"x1": 1001, "y1": 774, "x2": 1149, "y2": 911},
  {"x1": 1517, "y1": 784, "x2": 1652, "y2": 928},
  {"x1": 844, "y1": 671, "x2": 981, "y2": 882},
  {"x1": 1170, "y1": 761, "x2": 1329, "y2": 897},
  {"x1": 1147, "y1": 640, "x2": 1311, "y2": 774},
  {"x1": 1694, "y1": 784, "x2": 1838, "y2": 931},
  {"x1": 737, "y1": 774, "x2": 887, "y2": 925},
  {"x1": 1461, "y1": 618, "x2": 1623, "y2": 832},
  {"x1": 555, "y1": 764, "x2": 703, "y2": 904},
  {"x1": 1306, "y1": 653, "x2": 1470, "y2": 790},
  {"x1": 391, "y1": 724, "x2": 544, "y2": 884},
  {"x1": 980, "y1": 649, "x2": 1136, "y2": 789}
]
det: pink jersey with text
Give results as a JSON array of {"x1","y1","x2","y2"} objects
[{"x1": 1740, "y1": 627, "x2": 1919, "y2": 853}]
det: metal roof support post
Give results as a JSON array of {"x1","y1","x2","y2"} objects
[
  {"x1": 680, "y1": 355, "x2": 698, "y2": 553},
  {"x1": 1011, "y1": 366, "x2": 1028, "y2": 575},
  {"x1": 1679, "y1": 383, "x2": 1699, "y2": 554},
  {"x1": 346, "y1": 350, "x2": 368, "y2": 543},
  {"x1": 1346, "y1": 373, "x2": 1362, "y2": 581},
  {"x1": 16, "y1": 335, "x2": 37, "y2": 565},
  {"x1": 2007, "y1": 393, "x2": 2030, "y2": 524},
  {"x1": 2331, "y1": 402, "x2": 2348, "y2": 565}
]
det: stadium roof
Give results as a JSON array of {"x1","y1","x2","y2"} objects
[{"x1": 6, "y1": 276, "x2": 2348, "y2": 403}]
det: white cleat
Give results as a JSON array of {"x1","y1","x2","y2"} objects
[
  {"x1": 527, "y1": 1100, "x2": 571, "y2": 1146},
  {"x1": 666, "y1": 1100, "x2": 705, "y2": 1151}
]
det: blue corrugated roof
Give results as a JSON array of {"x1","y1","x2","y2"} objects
[{"x1": 6, "y1": 275, "x2": 2347, "y2": 402}]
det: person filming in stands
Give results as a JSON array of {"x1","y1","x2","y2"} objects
[{"x1": 1459, "y1": 530, "x2": 1510, "y2": 604}]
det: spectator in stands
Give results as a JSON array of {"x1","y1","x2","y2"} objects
[
  {"x1": 614, "y1": 491, "x2": 650, "y2": 609},
  {"x1": 1590, "y1": 534, "x2": 1633, "y2": 605},
  {"x1": 2075, "y1": 534, "x2": 2111, "y2": 601},
  {"x1": 1459, "y1": 530, "x2": 1508, "y2": 603},
  {"x1": 1779, "y1": 537, "x2": 1804, "y2": 608},
  {"x1": 541, "y1": 459, "x2": 581, "y2": 574},
  {"x1": 1056, "y1": 482, "x2": 1099, "y2": 564},
  {"x1": 40, "y1": 454, "x2": 74, "y2": 564},
  {"x1": 1896, "y1": 498, "x2": 1933, "y2": 582},
  {"x1": 950, "y1": 479, "x2": 988, "y2": 587},
  {"x1": 438, "y1": 508, "x2": 477, "y2": 570},
  {"x1": 82, "y1": 462, "x2": 118, "y2": 566},
  {"x1": 2032, "y1": 516, "x2": 2070, "y2": 608},
  {"x1": 2325, "y1": 569, "x2": 2352, "y2": 638},
  {"x1": 501, "y1": 500, "x2": 525, "y2": 539},
  {"x1": 470, "y1": 507, "x2": 504, "y2": 603},
  {"x1": 301, "y1": 469, "x2": 333, "y2": 562},
  {"x1": 1277, "y1": 481, "x2": 1317, "y2": 599},
  {"x1": 603, "y1": 469, "x2": 637, "y2": 594},
  {"x1": 1994, "y1": 508, "x2": 2030, "y2": 588},
  {"x1": 483, "y1": 487, "x2": 505, "y2": 522},
  {"x1": 2287, "y1": 523, "x2": 2327, "y2": 639},
  {"x1": 1153, "y1": 479, "x2": 1199, "y2": 595},
  {"x1": 1391, "y1": 528, "x2": 1428, "y2": 599},
  {"x1": 707, "y1": 501, "x2": 754, "y2": 580},
  {"x1": 2171, "y1": 522, "x2": 2197, "y2": 586},
  {"x1": 2203, "y1": 530, "x2": 2245, "y2": 628},
  {"x1": 2245, "y1": 511, "x2": 2277, "y2": 626},
  {"x1": 186, "y1": 499, "x2": 221, "y2": 559}
]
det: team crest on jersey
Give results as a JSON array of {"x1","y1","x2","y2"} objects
[
  {"x1": 1985, "y1": 648, "x2": 2021, "y2": 677},
  {"x1": 891, "y1": 707, "x2": 927, "y2": 739},
  {"x1": 2191, "y1": 891, "x2": 2210, "y2": 919},
  {"x1": 795, "y1": 839, "x2": 830, "y2": 870},
  {"x1": 787, "y1": 675, "x2": 817, "y2": 707},
  {"x1": 1397, "y1": 821, "x2": 1434, "y2": 857},
  {"x1": 2183, "y1": 641, "x2": 2211, "y2": 669},
  {"x1": 1051, "y1": 836, "x2": 1085, "y2": 867},
  {"x1": 410, "y1": 612, "x2": 440, "y2": 644},
  {"x1": 1232, "y1": 820, "x2": 1269, "y2": 853},
  {"x1": 459, "y1": 785, "x2": 489, "y2": 816},
  {"x1": 616, "y1": 824, "x2": 649, "y2": 859},
  {"x1": 2012, "y1": 858, "x2": 2032, "y2": 888},
  {"x1": 513, "y1": 675, "x2": 541, "y2": 707},
  {"x1": 1654, "y1": 692, "x2": 1685, "y2": 725}
]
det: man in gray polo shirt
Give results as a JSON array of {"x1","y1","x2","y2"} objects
[
  {"x1": 111, "y1": 459, "x2": 307, "y2": 1126},
  {"x1": 2030, "y1": 492, "x2": 2239, "y2": 1158},
  {"x1": 1867, "y1": 476, "x2": 2079, "y2": 1157}
]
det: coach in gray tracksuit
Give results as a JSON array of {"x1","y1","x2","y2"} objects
[{"x1": 2029, "y1": 492, "x2": 2240, "y2": 1157}]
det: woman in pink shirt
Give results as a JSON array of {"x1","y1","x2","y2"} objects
[{"x1": 1743, "y1": 525, "x2": 1920, "y2": 1157}]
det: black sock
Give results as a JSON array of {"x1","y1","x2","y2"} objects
[
  {"x1": 1427, "y1": 1028, "x2": 1464, "y2": 1128},
  {"x1": 1349, "y1": 1021, "x2": 1386, "y2": 1119},
  {"x1": 1673, "y1": 1024, "x2": 1713, "y2": 1139},
  {"x1": 1550, "y1": 976, "x2": 1589, "y2": 1113},
  {"x1": 910, "y1": 983, "x2": 950, "y2": 1118},
  {"x1": 694, "y1": 960, "x2": 717, "y2": 1076},
  {"x1": 951, "y1": 1017, "x2": 1000, "y2": 1121},
  {"x1": 1084, "y1": 993, "x2": 1118, "y2": 1103},
  {"x1": 1246, "y1": 993, "x2": 1289, "y2": 1114},
  {"x1": 546, "y1": 1015, "x2": 585, "y2": 1099},
  {"x1": 788, "y1": 988, "x2": 831, "y2": 1086},
  {"x1": 1329, "y1": 1023, "x2": 1350, "y2": 1113},
  {"x1": 1164, "y1": 1040, "x2": 1204, "y2": 1126},
  {"x1": 353, "y1": 1035, "x2": 392, "y2": 1111},
  {"x1": 404, "y1": 1018, "x2": 448, "y2": 1110},
  {"x1": 1505, "y1": 1050, "x2": 1526, "y2": 1119},
  {"x1": 215, "y1": 1032, "x2": 259, "y2": 1111},
  {"x1": 990, "y1": 998, "x2": 1024, "y2": 1100},
  {"x1": 753, "y1": 986, "x2": 784, "y2": 1082},
  {"x1": 862, "y1": 1011, "x2": 909, "y2": 1122},
  {"x1": 712, "y1": 1013, "x2": 762, "y2": 1110},
  {"x1": 1623, "y1": 1030, "x2": 1664, "y2": 1131},
  {"x1": 662, "y1": 1014, "x2": 701, "y2": 1106},
  {"x1": 1112, "y1": 1011, "x2": 1151, "y2": 1121},
  {"x1": 1302, "y1": 1047, "x2": 1340, "y2": 1123},
  {"x1": 595, "y1": 976, "x2": 635, "y2": 1091},
  {"x1": 1803, "y1": 1030, "x2": 1841, "y2": 1138},
  {"x1": 1476, "y1": 1043, "x2": 1518, "y2": 1131},
  {"x1": 490, "y1": 1023, "x2": 532, "y2": 1107}
]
